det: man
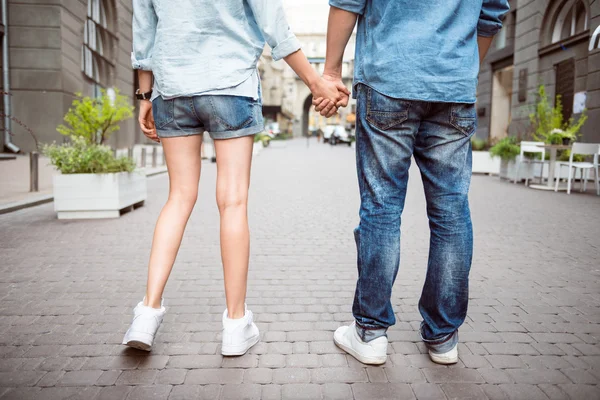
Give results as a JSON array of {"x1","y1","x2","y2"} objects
[{"x1": 316, "y1": 0, "x2": 510, "y2": 365}]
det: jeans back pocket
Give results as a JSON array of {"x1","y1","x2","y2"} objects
[
  {"x1": 449, "y1": 103, "x2": 477, "y2": 137},
  {"x1": 365, "y1": 87, "x2": 410, "y2": 131},
  {"x1": 152, "y1": 96, "x2": 175, "y2": 129}
]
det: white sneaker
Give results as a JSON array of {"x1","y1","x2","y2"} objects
[
  {"x1": 333, "y1": 322, "x2": 388, "y2": 365},
  {"x1": 429, "y1": 344, "x2": 458, "y2": 365},
  {"x1": 221, "y1": 307, "x2": 260, "y2": 356},
  {"x1": 122, "y1": 299, "x2": 166, "y2": 351}
]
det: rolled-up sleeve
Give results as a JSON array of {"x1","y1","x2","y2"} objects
[
  {"x1": 478, "y1": 0, "x2": 510, "y2": 37},
  {"x1": 247, "y1": 0, "x2": 301, "y2": 61},
  {"x1": 131, "y1": 0, "x2": 157, "y2": 70},
  {"x1": 329, "y1": 0, "x2": 367, "y2": 15}
]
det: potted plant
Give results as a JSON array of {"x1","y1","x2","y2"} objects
[
  {"x1": 530, "y1": 85, "x2": 587, "y2": 145},
  {"x1": 43, "y1": 89, "x2": 146, "y2": 219},
  {"x1": 489, "y1": 136, "x2": 521, "y2": 179}
]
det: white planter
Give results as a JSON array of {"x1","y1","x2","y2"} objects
[
  {"x1": 472, "y1": 151, "x2": 500, "y2": 174},
  {"x1": 252, "y1": 141, "x2": 265, "y2": 156},
  {"x1": 53, "y1": 171, "x2": 147, "y2": 219}
]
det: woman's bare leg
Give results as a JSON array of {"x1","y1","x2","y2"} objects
[
  {"x1": 214, "y1": 136, "x2": 254, "y2": 319},
  {"x1": 145, "y1": 135, "x2": 203, "y2": 308}
]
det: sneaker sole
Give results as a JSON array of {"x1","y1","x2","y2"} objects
[
  {"x1": 122, "y1": 331, "x2": 153, "y2": 352},
  {"x1": 221, "y1": 334, "x2": 260, "y2": 356},
  {"x1": 333, "y1": 333, "x2": 387, "y2": 365},
  {"x1": 429, "y1": 351, "x2": 458, "y2": 365}
]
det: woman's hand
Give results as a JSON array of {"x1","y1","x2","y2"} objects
[
  {"x1": 311, "y1": 76, "x2": 350, "y2": 118},
  {"x1": 139, "y1": 100, "x2": 160, "y2": 143}
]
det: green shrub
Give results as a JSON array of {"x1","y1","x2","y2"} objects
[
  {"x1": 57, "y1": 89, "x2": 134, "y2": 145},
  {"x1": 272, "y1": 133, "x2": 292, "y2": 141},
  {"x1": 529, "y1": 85, "x2": 587, "y2": 143},
  {"x1": 489, "y1": 136, "x2": 520, "y2": 161},
  {"x1": 43, "y1": 136, "x2": 135, "y2": 174},
  {"x1": 558, "y1": 149, "x2": 586, "y2": 162},
  {"x1": 471, "y1": 137, "x2": 488, "y2": 151}
]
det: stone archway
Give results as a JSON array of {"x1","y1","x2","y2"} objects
[{"x1": 302, "y1": 94, "x2": 313, "y2": 137}]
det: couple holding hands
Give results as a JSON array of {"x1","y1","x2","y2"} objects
[{"x1": 124, "y1": 0, "x2": 509, "y2": 366}]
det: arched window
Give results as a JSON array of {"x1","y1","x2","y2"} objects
[
  {"x1": 551, "y1": 0, "x2": 588, "y2": 44},
  {"x1": 82, "y1": 0, "x2": 117, "y2": 89}
]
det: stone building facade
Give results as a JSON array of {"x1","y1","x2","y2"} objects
[
  {"x1": 1, "y1": 0, "x2": 139, "y2": 153},
  {"x1": 477, "y1": 0, "x2": 600, "y2": 144}
]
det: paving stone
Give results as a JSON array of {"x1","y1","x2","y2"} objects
[
  {"x1": 95, "y1": 385, "x2": 134, "y2": 400},
  {"x1": 499, "y1": 384, "x2": 550, "y2": 400},
  {"x1": 95, "y1": 370, "x2": 121, "y2": 386},
  {"x1": 459, "y1": 355, "x2": 491, "y2": 369},
  {"x1": 558, "y1": 384, "x2": 600, "y2": 399},
  {"x1": 0, "y1": 371, "x2": 45, "y2": 386},
  {"x1": 538, "y1": 384, "x2": 569, "y2": 400},
  {"x1": 385, "y1": 367, "x2": 426, "y2": 383},
  {"x1": 244, "y1": 368, "x2": 273, "y2": 384},
  {"x1": 155, "y1": 369, "x2": 187, "y2": 385},
  {"x1": 410, "y1": 383, "x2": 447, "y2": 399},
  {"x1": 221, "y1": 354, "x2": 258, "y2": 368},
  {"x1": 477, "y1": 368, "x2": 514, "y2": 384},
  {"x1": 281, "y1": 384, "x2": 321, "y2": 400},
  {"x1": 519, "y1": 355, "x2": 574, "y2": 370},
  {"x1": 127, "y1": 385, "x2": 172, "y2": 400},
  {"x1": 485, "y1": 355, "x2": 526, "y2": 369},
  {"x1": 166, "y1": 355, "x2": 222, "y2": 369},
  {"x1": 319, "y1": 354, "x2": 348, "y2": 367},
  {"x1": 440, "y1": 383, "x2": 487, "y2": 400},
  {"x1": 221, "y1": 384, "x2": 262, "y2": 400},
  {"x1": 558, "y1": 368, "x2": 598, "y2": 384},
  {"x1": 185, "y1": 369, "x2": 244, "y2": 384},
  {"x1": 36, "y1": 370, "x2": 64, "y2": 387},
  {"x1": 115, "y1": 369, "x2": 159, "y2": 385},
  {"x1": 311, "y1": 367, "x2": 368, "y2": 383},
  {"x1": 286, "y1": 354, "x2": 319, "y2": 368},
  {"x1": 505, "y1": 369, "x2": 571, "y2": 384},
  {"x1": 480, "y1": 384, "x2": 509, "y2": 400},
  {"x1": 321, "y1": 383, "x2": 352, "y2": 399},
  {"x1": 482, "y1": 343, "x2": 539, "y2": 356},
  {"x1": 273, "y1": 368, "x2": 311, "y2": 384},
  {"x1": 422, "y1": 368, "x2": 485, "y2": 384},
  {"x1": 365, "y1": 367, "x2": 387, "y2": 383},
  {"x1": 168, "y1": 385, "x2": 221, "y2": 400},
  {"x1": 352, "y1": 383, "x2": 415, "y2": 400},
  {"x1": 35, "y1": 386, "x2": 101, "y2": 400},
  {"x1": 259, "y1": 354, "x2": 287, "y2": 368}
]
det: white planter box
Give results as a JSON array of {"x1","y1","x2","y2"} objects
[
  {"x1": 53, "y1": 171, "x2": 147, "y2": 219},
  {"x1": 252, "y1": 141, "x2": 265, "y2": 156},
  {"x1": 472, "y1": 151, "x2": 500, "y2": 174}
]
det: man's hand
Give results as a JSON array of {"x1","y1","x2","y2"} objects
[
  {"x1": 313, "y1": 74, "x2": 349, "y2": 117},
  {"x1": 138, "y1": 100, "x2": 159, "y2": 143},
  {"x1": 309, "y1": 77, "x2": 349, "y2": 118}
]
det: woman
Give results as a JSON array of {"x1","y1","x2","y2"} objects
[{"x1": 123, "y1": 0, "x2": 347, "y2": 356}]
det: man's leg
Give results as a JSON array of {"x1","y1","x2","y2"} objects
[
  {"x1": 334, "y1": 84, "x2": 423, "y2": 364},
  {"x1": 413, "y1": 102, "x2": 475, "y2": 363}
]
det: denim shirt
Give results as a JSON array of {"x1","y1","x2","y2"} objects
[
  {"x1": 132, "y1": 0, "x2": 301, "y2": 98},
  {"x1": 329, "y1": 0, "x2": 510, "y2": 103}
]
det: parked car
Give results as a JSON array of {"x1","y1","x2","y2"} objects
[
  {"x1": 330, "y1": 126, "x2": 353, "y2": 147},
  {"x1": 322, "y1": 125, "x2": 336, "y2": 143}
]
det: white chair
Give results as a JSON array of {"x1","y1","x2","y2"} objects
[
  {"x1": 554, "y1": 142, "x2": 600, "y2": 195},
  {"x1": 514, "y1": 141, "x2": 547, "y2": 185}
]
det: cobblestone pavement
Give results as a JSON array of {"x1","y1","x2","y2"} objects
[{"x1": 1, "y1": 139, "x2": 599, "y2": 400}]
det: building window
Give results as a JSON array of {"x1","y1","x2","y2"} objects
[
  {"x1": 82, "y1": 0, "x2": 117, "y2": 88},
  {"x1": 551, "y1": 0, "x2": 588, "y2": 44}
]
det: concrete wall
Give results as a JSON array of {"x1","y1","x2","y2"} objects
[{"x1": 6, "y1": 0, "x2": 138, "y2": 153}]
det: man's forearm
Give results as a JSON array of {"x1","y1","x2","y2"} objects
[
  {"x1": 324, "y1": 7, "x2": 358, "y2": 77},
  {"x1": 477, "y1": 36, "x2": 494, "y2": 65},
  {"x1": 138, "y1": 70, "x2": 153, "y2": 92}
]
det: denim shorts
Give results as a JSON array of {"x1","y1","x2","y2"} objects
[{"x1": 152, "y1": 94, "x2": 264, "y2": 140}]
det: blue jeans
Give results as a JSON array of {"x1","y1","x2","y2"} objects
[{"x1": 352, "y1": 84, "x2": 474, "y2": 353}]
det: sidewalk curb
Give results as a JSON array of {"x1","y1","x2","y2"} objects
[
  {"x1": 0, "y1": 168, "x2": 169, "y2": 216},
  {"x1": 0, "y1": 194, "x2": 54, "y2": 215}
]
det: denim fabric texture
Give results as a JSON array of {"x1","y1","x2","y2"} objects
[
  {"x1": 152, "y1": 92, "x2": 264, "y2": 140},
  {"x1": 132, "y1": 0, "x2": 301, "y2": 98},
  {"x1": 329, "y1": 0, "x2": 510, "y2": 103},
  {"x1": 352, "y1": 84, "x2": 475, "y2": 348}
]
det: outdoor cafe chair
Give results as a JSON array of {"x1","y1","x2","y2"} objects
[
  {"x1": 554, "y1": 142, "x2": 600, "y2": 195},
  {"x1": 514, "y1": 141, "x2": 547, "y2": 186}
]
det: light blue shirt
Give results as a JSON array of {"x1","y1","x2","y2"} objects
[
  {"x1": 132, "y1": 0, "x2": 301, "y2": 99},
  {"x1": 329, "y1": 0, "x2": 510, "y2": 103}
]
